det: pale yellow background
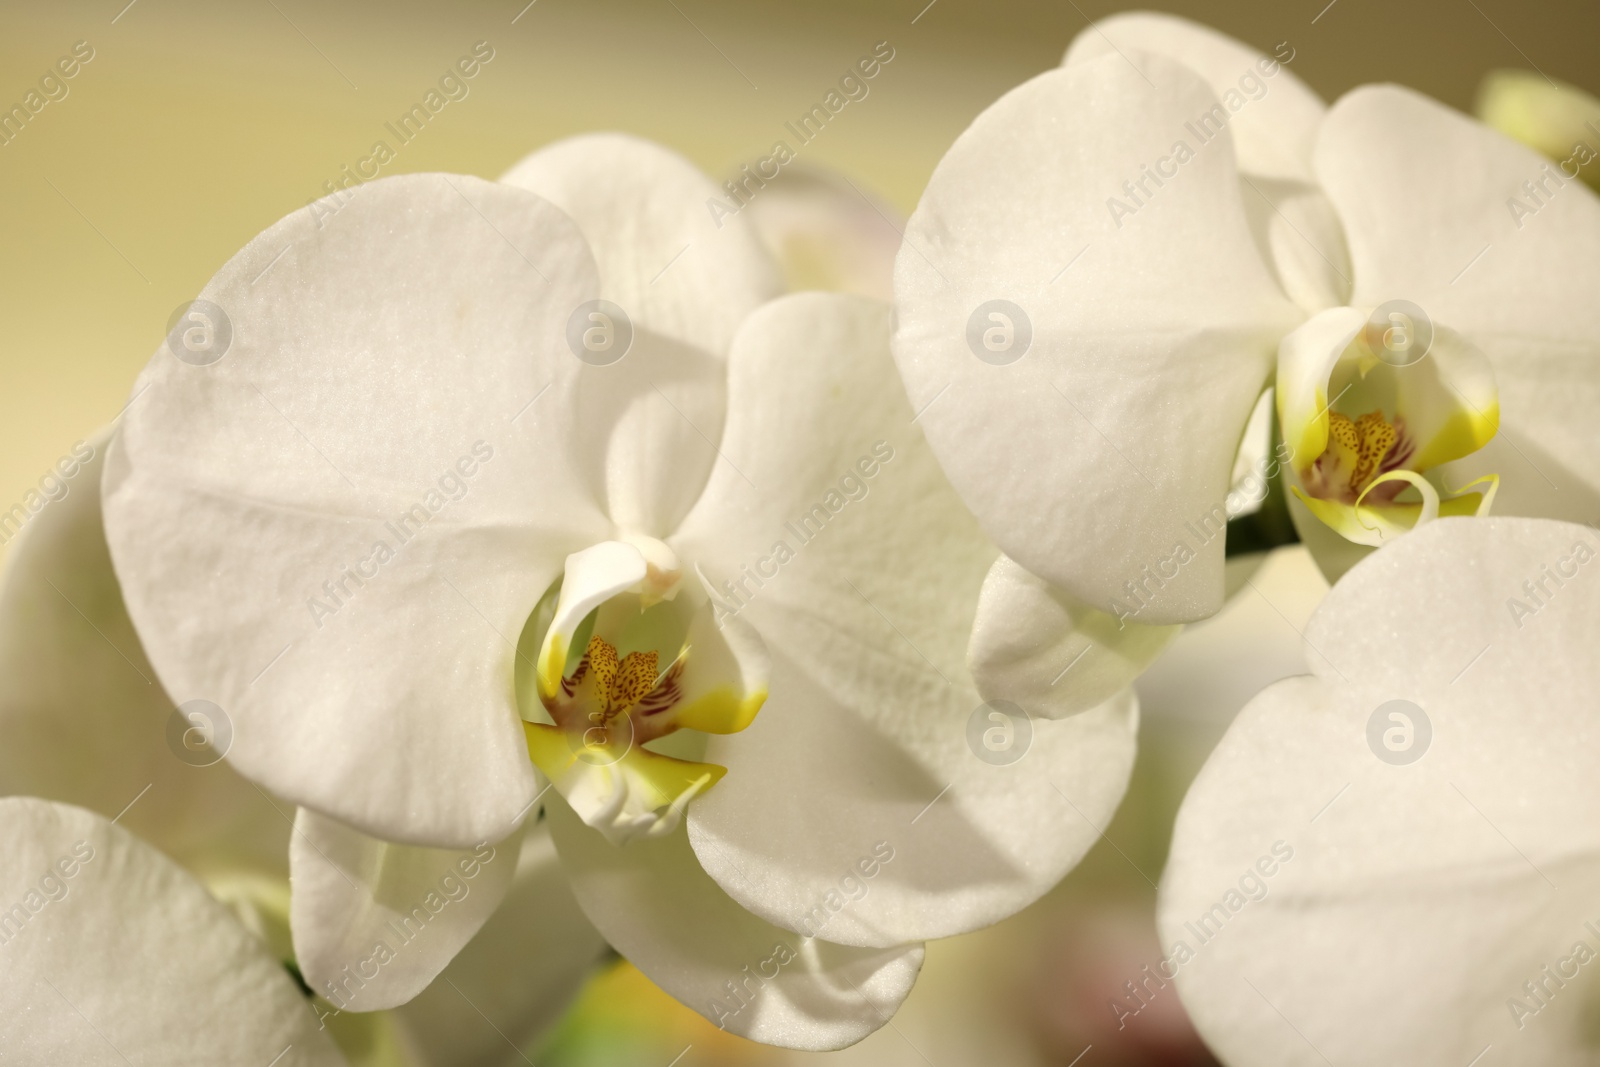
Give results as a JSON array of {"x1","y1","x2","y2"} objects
[{"x1": 2, "y1": 0, "x2": 1596, "y2": 534}]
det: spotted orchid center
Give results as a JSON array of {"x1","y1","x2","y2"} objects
[
  {"x1": 548, "y1": 634, "x2": 685, "y2": 750},
  {"x1": 519, "y1": 538, "x2": 769, "y2": 845},
  {"x1": 1281, "y1": 313, "x2": 1502, "y2": 548},
  {"x1": 1304, "y1": 409, "x2": 1413, "y2": 505}
]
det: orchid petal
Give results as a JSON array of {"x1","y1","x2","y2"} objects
[
  {"x1": 1161, "y1": 516, "x2": 1600, "y2": 1066},
  {"x1": 1064, "y1": 12, "x2": 1324, "y2": 181},
  {"x1": 396, "y1": 819, "x2": 606, "y2": 1064},
  {"x1": 1063, "y1": 18, "x2": 1347, "y2": 310},
  {"x1": 1237, "y1": 178, "x2": 1352, "y2": 312},
  {"x1": 103, "y1": 173, "x2": 610, "y2": 848},
  {"x1": 289, "y1": 809, "x2": 521, "y2": 1012},
  {"x1": 968, "y1": 553, "x2": 1178, "y2": 719},
  {"x1": 502, "y1": 134, "x2": 783, "y2": 537},
  {"x1": 0, "y1": 797, "x2": 344, "y2": 1065},
  {"x1": 501, "y1": 132, "x2": 781, "y2": 359},
  {"x1": 545, "y1": 795, "x2": 923, "y2": 1051},
  {"x1": 894, "y1": 55, "x2": 1302, "y2": 623}
]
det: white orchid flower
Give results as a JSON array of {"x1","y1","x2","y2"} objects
[
  {"x1": 0, "y1": 434, "x2": 606, "y2": 1066},
  {"x1": 1158, "y1": 514, "x2": 1600, "y2": 1065},
  {"x1": 893, "y1": 11, "x2": 1600, "y2": 651},
  {"x1": 98, "y1": 134, "x2": 1139, "y2": 1049},
  {"x1": 0, "y1": 796, "x2": 345, "y2": 1065}
]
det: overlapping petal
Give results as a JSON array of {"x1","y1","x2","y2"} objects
[
  {"x1": 501, "y1": 132, "x2": 781, "y2": 359},
  {"x1": 503, "y1": 134, "x2": 783, "y2": 537},
  {"x1": 1063, "y1": 12, "x2": 1324, "y2": 182},
  {"x1": 677, "y1": 293, "x2": 1139, "y2": 946},
  {"x1": 1160, "y1": 516, "x2": 1600, "y2": 1065},
  {"x1": 0, "y1": 429, "x2": 290, "y2": 882},
  {"x1": 1063, "y1": 15, "x2": 1348, "y2": 312},
  {"x1": 968, "y1": 553, "x2": 1177, "y2": 719},
  {"x1": 894, "y1": 54, "x2": 1302, "y2": 623},
  {"x1": 396, "y1": 820, "x2": 607, "y2": 1065},
  {"x1": 289, "y1": 810, "x2": 522, "y2": 1012},
  {"x1": 103, "y1": 173, "x2": 610, "y2": 848},
  {"x1": 546, "y1": 795, "x2": 922, "y2": 1051},
  {"x1": 0, "y1": 797, "x2": 344, "y2": 1065}
]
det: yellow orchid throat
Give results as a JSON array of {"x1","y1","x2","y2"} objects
[
  {"x1": 1280, "y1": 311, "x2": 1502, "y2": 548},
  {"x1": 520, "y1": 539, "x2": 768, "y2": 845}
]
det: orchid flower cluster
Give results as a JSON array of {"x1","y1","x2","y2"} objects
[{"x1": 2, "y1": 11, "x2": 1596, "y2": 1067}]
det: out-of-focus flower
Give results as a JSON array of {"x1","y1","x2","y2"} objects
[
  {"x1": 540, "y1": 957, "x2": 785, "y2": 1067},
  {"x1": 1476, "y1": 69, "x2": 1600, "y2": 192},
  {"x1": 893, "y1": 12, "x2": 1600, "y2": 660},
  {"x1": 1160, "y1": 515, "x2": 1600, "y2": 1065},
  {"x1": 100, "y1": 134, "x2": 1138, "y2": 1048},
  {"x1": 740, "y1": 164, "x2": 904, "y2": 300},
  {"x1": 0, "y1": 435, "x2": 606, "y2": 1066},
  {"x1": 0, "y1": 796, "x2": 345, "y2": 1065}
]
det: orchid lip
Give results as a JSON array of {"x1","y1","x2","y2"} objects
[
  {"x1": 1280, "y1": 308, "x2": 1502, "y2": 547},
  {"x1": 521, "y1": 538, "x2": 767, "y2": 846}
]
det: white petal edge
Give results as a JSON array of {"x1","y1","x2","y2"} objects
[
  {"x1": 500, "y1": 131, "x2": 782, "y2": 359},
  {"x1": 969, "y1": 553, "x2": 1178, "y2": 719},
  {"x1": 545, "y1": 795, "x2": 923, "y2": 1051},
  {"x1": 290, "y1": 809, "x2": 522, "y2": 1012},
  {"x1": 396, "y1": 818, "x2": 607, "y2": 1063},
  {"x1": 0, "y1": 797, "x2": 345, "y2": 1065},
  {"x1": 1064, "y1": 12, "x2": 1324, "y2": 181}
]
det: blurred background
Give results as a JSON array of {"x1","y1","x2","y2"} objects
[{"x1": 1, "y1": 1, "x2": 1594, "y2": 1063}]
